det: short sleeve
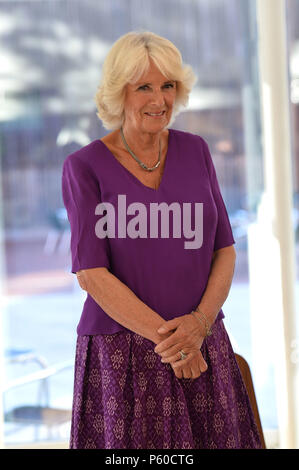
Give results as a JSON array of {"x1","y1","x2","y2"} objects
[
  {"x1": 202, "y1": 138, "x2": 235, "y2": 251},
  {"x1": 62, "y1": 154, "x2": 111, "y2": 274}
]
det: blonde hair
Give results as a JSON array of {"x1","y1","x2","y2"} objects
[{"x1": 94, "y1": 31, "x2": 197, "y2": 130}]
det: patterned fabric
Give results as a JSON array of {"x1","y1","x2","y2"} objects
[{"x1": 69, "y1": 319, "x2": 262, "y2": 449}]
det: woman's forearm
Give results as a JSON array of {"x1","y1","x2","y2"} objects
[
  {"x1": 195, "y1": 245, "x2": 236, "y2": 328},
  {"x1": 76, "y1": 267, "x2": 171, "y2": 345}
]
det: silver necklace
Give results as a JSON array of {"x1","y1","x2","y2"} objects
[{"x1": 120, "y1": 126, "x2": 161, "y2": 172}]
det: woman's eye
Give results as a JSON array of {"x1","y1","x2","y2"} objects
[{"x1": 137, "y1": 83, "x2": 174, "y2": 91}]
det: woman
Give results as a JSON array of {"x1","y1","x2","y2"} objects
[{"x1": 62, "y1": 31, "x2": 262, "y2": 449}]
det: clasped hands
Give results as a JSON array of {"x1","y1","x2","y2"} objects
[{"x1": 154, "y1": 313, "x2": 208, "y2": 380}]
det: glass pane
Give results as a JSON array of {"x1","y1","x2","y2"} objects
[{"x1": 0, "y1": 0, "x2": 276, "y2": 446}]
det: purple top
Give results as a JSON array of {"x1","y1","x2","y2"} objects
[{"x1": 61, "y1": 128, "x2": 235, "y2": 335}]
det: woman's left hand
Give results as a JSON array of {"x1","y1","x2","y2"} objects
[{"x1": 154, "y1": 314, "x2": 206, "y2": 368}]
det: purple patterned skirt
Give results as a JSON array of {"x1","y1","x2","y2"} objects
[{"x1": 69, "y1": 319, "x2": 262, "y2": 449}]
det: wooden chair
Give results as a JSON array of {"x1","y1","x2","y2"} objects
[{"x1": 235, "y1": 353, "x2": 266, "y2": 449}]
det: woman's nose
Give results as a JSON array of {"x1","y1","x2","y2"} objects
[{"x1": 150, "y1": 90, "x2": 165, "y2": 107}]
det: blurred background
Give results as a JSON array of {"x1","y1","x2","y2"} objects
[{"x1": 0, "y1": 0, "x2": 299, "y2": 449}]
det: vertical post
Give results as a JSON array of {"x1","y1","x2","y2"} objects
[
  {"x1": 0, "y1": 136, "x2": 5, "y2": 448},
  {"x1": 251, "y1": 0, "x2": 299, "y2": 448},
  {"x1": 240, "y1": 0, "x2": 263, "y2": 213}
]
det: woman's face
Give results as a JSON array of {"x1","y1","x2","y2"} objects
[{"x1": 123, "y1": 59, "x2": 177, "y2": 136}]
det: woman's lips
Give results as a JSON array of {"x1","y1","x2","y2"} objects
[{"x1": 144, "y1": 110, "x2": 166, "y2": 118}]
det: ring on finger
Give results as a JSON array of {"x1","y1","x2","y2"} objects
[{"x1": 179, "y1": 350, "x2": 188, "y2": 361}]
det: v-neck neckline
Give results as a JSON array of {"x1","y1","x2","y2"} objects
[{"x1": 97, "y1": 129, "x2": 173, "y2": 193}]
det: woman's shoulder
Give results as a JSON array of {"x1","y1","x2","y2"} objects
[
  {"x1": 170, "y1": 128, "x2": 208, "y2": 148},
  {"x1": 170, "y1": 128, "x2": 215, "y2": 176},
  {"x1": 62, "y1": 137, "x2": 107, "y2": 174}
]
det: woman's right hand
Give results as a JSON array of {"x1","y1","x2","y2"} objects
[
  {"x1": 170, "y1": 349, "x2": 208, "y2": 379},
  {"x1": 155, "y1": 318, "x2": 208, "y2": 379}
]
